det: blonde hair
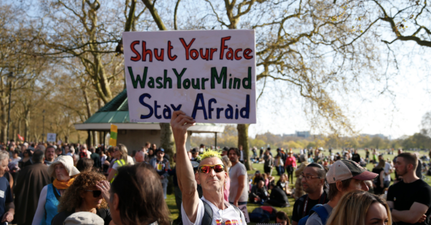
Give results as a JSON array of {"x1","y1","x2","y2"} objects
[
  {"x1": 221, "y1": 155, "x2": 231, "y2": 175},
  {"x1": 326, "y1": 190, "x2": 392, "y2": 225},
  {"x1": 117, "y1": 143, "x2": 129, "y2": 163},
  {"x1": 200, "y1": 150, "x2": 221, "y2": 161}
]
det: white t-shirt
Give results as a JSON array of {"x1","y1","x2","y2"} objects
[
  {"x1": 384, "y1": 162, "x2": 392, "y2": 182},
  {"x1": 181, "y1": 197, "x2": 246, "y2": 225}
]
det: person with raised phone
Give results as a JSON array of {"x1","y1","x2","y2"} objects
[{"x1": 171, "y1": 111, "x2": 246, "y2": 225}]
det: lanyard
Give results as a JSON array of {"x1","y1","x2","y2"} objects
[{"x1": 302, "y1": 192, "x2": 326, "y2": 217}]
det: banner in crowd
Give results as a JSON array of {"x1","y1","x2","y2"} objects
[
  {"x1": 109, "y1": 124, "x2": 118, "y2": 146},
  {"x1": 47, "y1": 133, "x2": 56, "y2": 142},
  {"x1": 123, "y1": 30, "x2": 256, "y2": 123}
]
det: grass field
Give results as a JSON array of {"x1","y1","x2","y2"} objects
[{"x1": 166, "y1": 149, "x2": 431, "y2": 224}]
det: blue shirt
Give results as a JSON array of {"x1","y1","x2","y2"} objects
[{"x1": 0, "y1": 176, "x2": 12, "y2": 225}]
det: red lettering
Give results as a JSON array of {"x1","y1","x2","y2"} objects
[
  {"x1": 199, "y1": 48, "x2": 209, "y2": 61},
  {"x1": 142, "y1": 41, "x2": 153, "y2": 62},
  {"x1": 234, "y1": 48, "x2": 243, "y2": 60},
  {"x1": 190, "y1": 49, "x2": 199, "y2": 60},
  {"x1": 179, "y1": 38, "x2": 196, "y2": 60},
  {"x1": 226, "y1": 48, "x2": 234, "y2": 60},
  {"x1": 219, "y1": 36, "x2": 231, "y2": 60},
  {"x1": 130, "y1": 41, "x2": 141, "y2": 61},
  {"x1": 168, "y1": 41, "x2": 177, "y2": 61},
  {"x1": 154, "y1": 48, "x2": 164, "y2": 61},
  {"x1": 210, "y1": 48, "x2": 217, "y2": 60},
  {"x1": 243, "y1": 48, "x2": 253, "y2": 59}
]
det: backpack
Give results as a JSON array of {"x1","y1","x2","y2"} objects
[
  {"x1": 298, "y1": 204, "x2": 329, "y2": 225},
  {"x1": 178, "y1": 200, "x2": 242, "y2": 225}
]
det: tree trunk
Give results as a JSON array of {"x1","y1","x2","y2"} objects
[
  {"x1": 24, "y1": 110, "x2": 30, "y2": 142},
  {"x1": 1, "y1": 98, "x2": 6, "y2": 144},
  {"x1": 237, "y1": 124, "x2": 251, "y2": 170}
]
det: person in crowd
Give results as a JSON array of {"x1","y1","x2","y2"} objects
[
  {"x1": 372, "y1": 159, "x2": 386, "y2": 195},
  {"x1": 107, "y1": 144, "x2": 129, "y2": 183},
  {"x1": 14, "y1": 150, "x2": 51, "y2": 225},
  {"x1": 291, "y1": 163, "x2": 328, "y2": 225},
  {"x1": 378, "y1": 154, "x2": 393, "y2": 188},
  {"x1": 44, "y1": 146, "x2": 56, "y2": 166},
  {"x1": 372, "y1": 149, "x2": 378, "y2": 164},
  {"x1": 275, "y1": 154, "x2": 284, "y2": 176},
  {"x1": 285, "y1": 149, "x2": 297, "y2": 184},
  {"x1": 221, "y1": 155, "x2": 231, "y2": 202},
  {"x1": 294, "y1": 155, "x2": 309, "y2": 200},
  {"x1": 150, "y1": 148, "x2": 170, "y2": 199},
  {"x1": 326, "y1": 190, "x2": 391, "y2": 225},
  {"x1": 262, "y1": 173, "x2": 274, "y2": 189},
  {"x1": 304, "y1": 160, "x2": 377, "y2": 225},
  {"x1": 238, "y1": 145, "x2": 245, "y2": 164},
  {"x1": 276, "y1": 211, "x2": 290, "y2": 225},
  {"x1": 76, "y1": 158, "x2": 94, "y2": 173},
  {"x1": 252, "y1": 171, "x2": 264, "y2": 186},
  {"x1": 387, "y1": 152, "x2": 431, "y2": 225},
  {"x1": 190, "y1": 148, "x2": 199, "y2": 161},
  {"x1": 249, "y1": 180, "x2": 268, "y2": 205},
  {"x1": 63, "y1": 146, "x2": 70, "y2": 156},
  {"x1": 89, "y1": 147, "x2": 101, "y2": 171},
  {"x1": 0, "y1": 151, "x2": 14, "y2": 225},
  {"x1": 263, "y1": 148, "x2": 274, "y2": 175},
  {"x1": 134, "y1": 151, "x2": 146, "y2": 163},
  {"x1": 79, "y1": 144, "x2": 91, "y2": 159},
  {"x1": 9, "y1": 149, "x2": 21, "y2": 181},
  {"x1": 267, "y1": 182, "x2": 289, "y2": 207},
  {"x1": 351, "y1": 149, "x2": 361, "y2": 163},
  {"x1": 171, "y1": 111, "x2": 246, "y2": 224},
  {"x1": 365, "y1": 148, "x2": 370, "y2": 163},
  {"x1": 146, "y1": 148, "x2": 155, "y2": 162},
  {"x1": 109, "y1": 163, "x2": 170, "y2": 225},
  {"x1": 228, "y1": 147, "x2": 249, "y2": 222},
  {"x1": 19, "y1": 149, "x2": 33, "y2": 169},
  {"x1": 276, "y1": 173, "x2": 292, "y2": 196},
  {"x1": 33, "y1": 155, "x2": 80, "y2": 225},
  {"x1": 393, "y1": 149, "x2": 403, "y2": 183},
  {"x1": 51, "y1": 171, "x2": 111, "y2": 225}
]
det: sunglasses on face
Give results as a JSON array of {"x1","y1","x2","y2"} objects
[
  {"x1": 85, "y1": 190, "x2": 102, "y2": 198},
  {"x1": 198, "y1": 164, "x2": 224, "y2": 174}
]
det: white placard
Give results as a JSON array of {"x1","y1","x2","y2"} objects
[
  {"x1": 123, "y1": 30, "x2": 256, "y2": 123},
  {"x1": 47, "y1": 133, "x2": 56, "y2": 142}
]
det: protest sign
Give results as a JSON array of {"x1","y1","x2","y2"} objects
[
  {"x1": 123, "y1": 30, "x2": 256, "y2": 123},
  {"x1": 47, "y1": 133, "x2": 56, "y2": 142}
]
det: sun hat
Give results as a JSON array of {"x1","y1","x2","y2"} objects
[
  {"x1": 64, "y1": 212, "x2": 104, "y2": 225},
  {"x1": 48, "y1": 155, "x2": 80, "y2": 176},
  {"x1": 326, "y1": 159, "x2": 377, "y2": 184}
]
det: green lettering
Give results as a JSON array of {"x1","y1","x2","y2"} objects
[
  {"x1": 164, "y1": 70, "x2": 172, "y2": 89},
  {"x1": 211, "y1": 67, "x2": 227, "y2": 89},
  {"x1": 148, "y1": 77, "x2": 155, "y2": 88},
  {"x1": 156, "y1": 77, "x2": 163, "y2": 89},
  {"x1": 173, "y1": 68, "x2": 187, "y2": 89},
  {"x1": 201, "y1": 77, "x2": 209, "y2": 90},
  {"x1": 128, "y1": 67, "x2": 147, "y2": 88}
]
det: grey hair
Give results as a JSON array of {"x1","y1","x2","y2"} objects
[{"x1": 0, "y1": 151, "x2": 9, "y2": 162}]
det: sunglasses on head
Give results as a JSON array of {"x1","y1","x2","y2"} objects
[
  {"x1": 198, "y1": 164, "x2": 224, "y2": 174},
  {"x1": 85, "y1": 190, "x2": 102, "y2": 198}
]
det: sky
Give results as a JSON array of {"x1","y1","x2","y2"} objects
[{"x1": 248, "y1": 41, "x2": 431, "y2": 140}]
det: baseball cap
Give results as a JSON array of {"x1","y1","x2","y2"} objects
[{"x1": 326, "y1": 160, "x2": 377, "y2": 184}]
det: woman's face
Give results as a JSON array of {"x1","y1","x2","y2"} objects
[
  {"x1": 365, "y1": 202, "x2": 389, "y2": 225},
  {"x1": 81, "y1": 185, "x2": 103, "y2": 209},
  {"x1": 55, "y1": 163, "x2": 70, "y2": 181},
  {"x1": 149, "y1": 149, "x2": 153, "y2": 155}
]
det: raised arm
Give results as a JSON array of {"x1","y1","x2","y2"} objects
[{"x1": 170, "y1": 111, "x2": 199, "y2": 222}]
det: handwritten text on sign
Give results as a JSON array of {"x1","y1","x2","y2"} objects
[{"x1": 123, "y1": 30, "x2": 256, "y2": 123}]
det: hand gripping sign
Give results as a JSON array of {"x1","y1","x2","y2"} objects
[{"x1": 123, "y1": 30, "x2": 256, "y2": 124}]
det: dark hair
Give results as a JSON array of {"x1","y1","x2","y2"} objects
[
  {"x1": 76, "y1": 158, "x2": 94, "y2": 172},
  {"x1": 111, "y1": 163, "x2": 170, "y2": 225},
  {"x1": 32, "y1": 150, "x2": 44, "y2": 163},
  {"x1": 398, "y1": 152, "x2": 418, "y2": 170},
  {"x1": 307, "y1": 163, "x2": 327, "y2": 179},
  {"x1": 328, "y1": 178, "x2": 352, "y2": 200},
  {"x1": 228, "y1": 147, "x2": 240, "y2": 156},
  {"x1": 276, "y1": 211, "x2": 289, "y2": 224},
  {"x1": 58, "y1": 171, "x2": 107, "y2": 212}
]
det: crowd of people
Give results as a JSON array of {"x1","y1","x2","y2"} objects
[{"x1": 0, "y1": 111, "x2": 429, "y2": 225}]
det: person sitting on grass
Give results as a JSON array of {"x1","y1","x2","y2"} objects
[{"x1": 249, "y1": 180, "x2": 268, "y2": 205}]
